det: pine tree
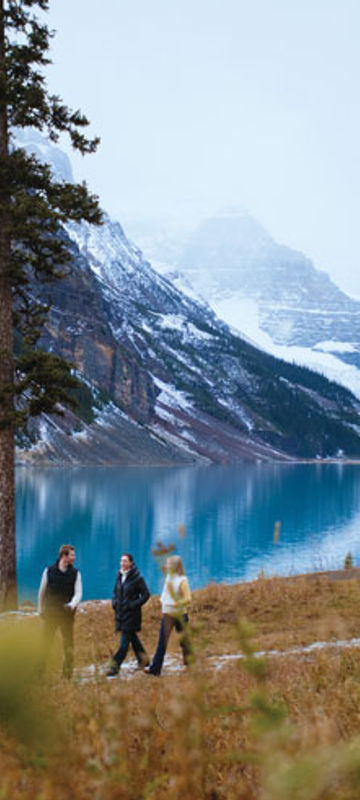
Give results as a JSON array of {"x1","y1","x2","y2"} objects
[{"x1": 0, "y1": 0, "x2": 102, "y2": 609}]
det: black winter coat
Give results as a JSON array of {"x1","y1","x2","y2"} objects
[{"x1": 112, "y1": 565, "x2": 150, "y2": 632}]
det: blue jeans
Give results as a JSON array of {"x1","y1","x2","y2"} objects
[
  {"x1": 114, "y1": 631, "x2": 147, "y2": 666},
  {"x1": 149, "y1": 613, "x2": 190, "y2": 675}
]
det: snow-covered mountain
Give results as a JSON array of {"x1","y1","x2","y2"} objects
[
  {"x1": 129, "y1": 212, "x2": 360, "y2": 400},
  {"x1": 12, "y1": 127, "x2": 74, "y2": 182},
  {"x1": 14, "y1": 135, "x2": 360, "y2": 464}
]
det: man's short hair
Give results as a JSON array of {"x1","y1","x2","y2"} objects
[
  {"x1": 58, "y1": 544, "x2": 75, "y2": 559},
  {"x1": 122, "y1": 553, "x2": 134, "y2": 563}
]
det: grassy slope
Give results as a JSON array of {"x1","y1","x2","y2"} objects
[
  {"x1": 2, "y1": 571, "x2": 360, "y2": 799},
  {"x1": 75, "y1": 569, "x2": 360, "y2": 663}
]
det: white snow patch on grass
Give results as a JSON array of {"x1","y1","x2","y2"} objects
[{"x1": 75, "y1": 637, "x2": 360, "y2": 683}]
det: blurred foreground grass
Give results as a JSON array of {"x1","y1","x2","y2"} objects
[{"x1": 2, "y1": 570, "x2": 360, "y2": 798}]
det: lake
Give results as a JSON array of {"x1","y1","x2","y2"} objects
[{"x1": 16, "y1": 463, "x2": 360, "y2": 603}]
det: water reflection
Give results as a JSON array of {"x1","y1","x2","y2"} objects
[{"x1": 16, "y1": 464, "x2": 360, "y2": 602}]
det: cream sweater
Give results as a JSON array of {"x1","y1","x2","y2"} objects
[{"x1": 161, "y1": 573, "x2": 191, "y2": 614}]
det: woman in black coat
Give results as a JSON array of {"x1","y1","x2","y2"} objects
[{"x1": 107, "y1": 553, "x2": 150, "y2": 676}]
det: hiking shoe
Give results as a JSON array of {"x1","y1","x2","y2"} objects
[
  {"x1": 144, "y1": 666, "x2": 160, "y2": 676},
  {"x1": 136, "y1": 653, "x2": 150, "y2": 670},
  {"x1": 106, "y1": 662, "x2": 119, "y2": 677}
]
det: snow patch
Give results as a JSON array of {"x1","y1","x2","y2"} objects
[
  {"x1": 314, "y1": 340, "x2": 357, "y2": 354},
  {"x1": 155, "y1": 314, "x2": 213, "y2": 341},
  {"x1": 153, "y1": 377, "x2": 192, "y2": 411},
  {"x1": 76, "y1": 637, "x2": 360, "y2": 682},
  {"x1": 211, "y1": 295, "x2": 360, "y2": 399}
]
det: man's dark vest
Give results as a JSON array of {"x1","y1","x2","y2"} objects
[{"x1": 44, "y1": 562, "x2": 78, "y2": 612}]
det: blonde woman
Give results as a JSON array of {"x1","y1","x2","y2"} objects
[{"x1": 145, "y1": 555, "x2": 192, "y2": 676}]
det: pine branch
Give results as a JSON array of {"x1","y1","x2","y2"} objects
[{"x1": 0, "y1": 0, "x2": 102, "y2": 426}]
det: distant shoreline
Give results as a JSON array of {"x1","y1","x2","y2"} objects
[{"x1": 15, "y1": 458, "x2": 360, "y2": 468}]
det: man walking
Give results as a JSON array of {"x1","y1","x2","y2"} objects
[
  {"x1": 107, "y1": 553, "x2": 150, "y2": 676},
  {"x1": 38, "y1": 544, "x2": 82, "y2": 678}
]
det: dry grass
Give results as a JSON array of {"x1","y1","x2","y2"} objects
[
  {"x1": 74, "y1": 569, "x2": 360, "y2": 664},
  {"x1": 2, "y1": 570, "x2": 360, "y2": 799}
]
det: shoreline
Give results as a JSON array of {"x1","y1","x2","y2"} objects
[
  {"x1": 15, "y1": 457, "x2": 360, "y2": 468},
  {"x1": 12, "y1": 565, "x2": 360, "y2": 617}
]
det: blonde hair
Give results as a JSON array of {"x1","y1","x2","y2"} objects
[{"x1": 166, "y1": 555, "x2": 185, "y2": 575}]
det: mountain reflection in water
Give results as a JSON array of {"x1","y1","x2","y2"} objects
[{"x1": 16, "y1": 463, "x2": 360, "y2": 603}]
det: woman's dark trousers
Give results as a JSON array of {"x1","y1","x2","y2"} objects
[
  {"x1": 149, "y1": 613, "x2": 190, "y2": 675},
  {"x1": 114, "y1": 631, "x2": 148, "y2": 667}
]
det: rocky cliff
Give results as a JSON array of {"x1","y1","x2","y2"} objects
[{"x1": 15, "y1": 136, "x2": 360, "y2": 465}]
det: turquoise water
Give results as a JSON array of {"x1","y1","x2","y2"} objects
[{"x1": 16, "y1": 463, "x2": 360, "y2": 603}]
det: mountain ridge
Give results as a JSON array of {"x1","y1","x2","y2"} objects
[
  {"x1": 14, "y1": 135, "x2": 360, "y2": 465},
  {"x1": 128, "y1": 212, "x2": 360, "y2": 398}
]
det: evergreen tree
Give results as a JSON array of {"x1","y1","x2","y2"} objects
[{"x1": 0, "y1": 0, "x2": 102, "y2": 609}]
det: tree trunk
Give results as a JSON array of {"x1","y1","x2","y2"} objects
[
  {"x1": 0, "y1": 0, "x2": 17, "y2": 610},
  {"x1": 0, "y1": 274, "x2": 16, "y2": 610}
]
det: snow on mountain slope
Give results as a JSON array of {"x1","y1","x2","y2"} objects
[
  {"x1": 131, "y1": 212, "x2": 360, "y2": 400},
  {"x1": 12, "y1": 127, "x2": 74, "y2": 182},
  {"x1": 14, "y1": 136, "x2": 360, "y2": 463},
  {"x1": 50, "y1": 214, "x2": 360, "y2": 462},
  {"x1": 210, "y1": 294, "x2": 360, "y2": 400}
]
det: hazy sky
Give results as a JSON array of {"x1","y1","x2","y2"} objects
[{"x1": 46, "y1": 0, "x2": 360, "y2": 294}]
